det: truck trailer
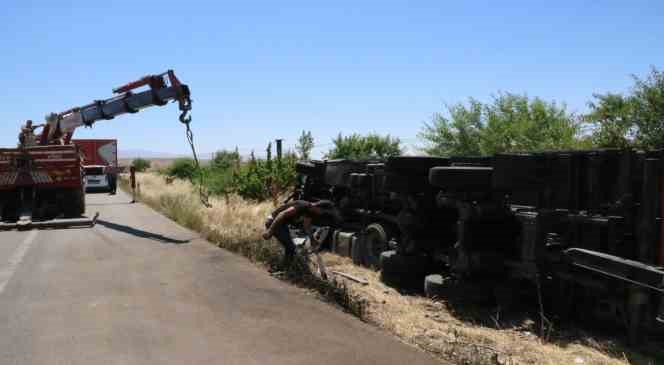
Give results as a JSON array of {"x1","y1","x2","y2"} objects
[
  {"x1": 73, "y1": 139, "x2": 119, "y2": 192},
  {"x1": 293, "y1": 151, "x2": 664, "y2": 342}
]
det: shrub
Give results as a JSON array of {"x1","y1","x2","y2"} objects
[
  {"x1": 326, "y1": 133, "x2": 402, "y2": 160},
  {"x1": 296, "y1": 130, "x2": 315, "y2": 160},
  {"x1": 166, "y1": 158, "x2": 197, "y2": 180},
  {"x1": 132, "y1": 158, "x2": 151, "y2": 172},
  {"x1": 163, "y1": 144, "x2": 297, "y2": 202},
  {"x1": 586, "y1": 67, "x2": 664, "y2": 149},
  {"x1": 211, "y1": 149, "x2": 241, "y2": 171},
  {"x1": 233, "y1": 155, "x2": 296, "y2": 201},
  {"x1": 420, "y1": 93, "x2": 584, "y2": 156},
  {"x1": 203, "y1": 167, "x2": 235, "y2": 196}
]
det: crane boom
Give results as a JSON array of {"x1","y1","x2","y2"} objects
[{"x1": 39, "y1": 70, "x2": 191, "y2": 145}]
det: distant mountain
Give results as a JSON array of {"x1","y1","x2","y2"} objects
[{"x1": 119, "y1": 149, "x2": 213, "y2": 160}]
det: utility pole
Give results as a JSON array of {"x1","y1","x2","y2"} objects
[{"x1": 276, "y1": 139, "x2": 283, "y2": 169}]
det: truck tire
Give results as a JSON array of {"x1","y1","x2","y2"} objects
[
  {"x1": 424, "y1": 274, "x2": 447, "y2": 299},
  {"x1": 364, "y1": 223, "x2": 390, "y2": 269},
  {"x1": 384, "y1": 174, "x2": 429, "y2": 193},
  {"x1": 349, "y1": 173, "x2": 370, "y2": 189},
  {"x1": 424, "y1": 274, "x2": 469, "y2": 301},
  {"x1": 425, "y1": 275, "x2": 493, "y2": 305},
  {"x1": 386, "y1": 156, "x2": 450, "y2": 175},
  {"x1": 351, "y1": 235, "x2": 365, "y2": 266},
  {"x1": 428, "y1": 166, "x2": 493, "y2": 191},
  {"x1": 333, "y1": 231, "x2": 353, "y2": 257},
  {"x1": 296, "y1": 161, "x2": 322, "y2": 177},
  {"x1": 64, "y1": 188, "x2": 85, "y2": 218},
  {"x1": 324, "y1": 160, "x2": 366, "y2": 187},
  {"x1": 379, "y1": 250, "x2": 432, "y2": 291}
]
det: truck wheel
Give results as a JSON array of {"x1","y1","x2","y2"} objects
[
  {"x1": 64, "y1": 188, "x2": 85, "y2": 218},
  {"x1": 424, "y1": 274, "x2": 447, "y2": 299},
  {"x1": 429, "y1": 276, "x2": 494, "y2": 305},
  {"x1": 428, "y1": 166, "x2": 493, "y2": 191},
  {"x1": 423, "y1": 274, "x2": 489, "y2": 303},
  {"x1": 364, "y1": 223, "x2": 390, "y2": 269},
  {"x1": 349, "y1": 173, "x2": 370, "y2": 189},
  {"x1": 351, "y1": 235, "x2": 365, "y2": 266},
  {"x1": 386, "y1": 156, "x2": 450, "y2": 175},
  {"x1": 384, "y1": 174, "x2": 429, "y2": 193},
  {"x1": 379, "y1": 250, "x2": 432, "y2": 291},
  {"x1": 296, "y1": 161, "x2": 323, "y2": 177}
]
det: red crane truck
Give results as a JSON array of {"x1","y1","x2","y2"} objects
[{"x1": 0, "y1": 70, "x2": 193, "y2": 229}]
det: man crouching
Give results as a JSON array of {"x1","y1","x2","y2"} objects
[{"x1": 263, "y1": 200, "x2": 337, "y2": 265}]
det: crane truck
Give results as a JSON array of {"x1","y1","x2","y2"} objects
[{"x1": 0, "y1": 70, "x2": 192, "y2": 229}]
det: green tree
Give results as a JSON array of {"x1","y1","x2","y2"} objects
[
  {"x1": 586, "y1": 67, "x2": 664, "y2": 149},
  {"x1": 131, "y1": 158, "x2": 151, "y2": 172},
  {"x1": 211, "y1": 149, "x2": 240, "y2": 171},
  {"x1": 166, "y1": 158, "x2": 197, "y2": 180},
  {"x1": 232, "y1": 142, "x2": 297, "y2": 201},
  {"x1": 420, "y1": 93, "x2": 583, "y2": 156},
  {"x1": 420, "y1": 99, "x2": 484, "y2": 156},
  {"x1": 296, "y1": 130, "x2": 315, "y2": 160},
  {"x1": 585, "y1": 93, "x2": 634, "y2": 148},
  {"x1": 326, "y1": 133, "x2": 402, "y2": 160}
]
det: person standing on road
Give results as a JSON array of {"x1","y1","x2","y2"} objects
[
  {"x1": 130, "y1": 166, "x2": 137, "y2": 203},
  {"x1": 262, "y1": 200, "x2": 338, "y2": 265},
  {"x1": 107, "y1": 168, "x2": 117, "y2": 195}
]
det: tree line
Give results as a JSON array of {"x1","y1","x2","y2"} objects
[
  {"x1": 310, "y1": 66, "x2": 664, "y2": 159},
  {"x1": 133, "y1": 67, "x2": 662, "y2": 201}
]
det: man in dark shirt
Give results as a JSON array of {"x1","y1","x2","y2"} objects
[
  {"x1": 107, "y1": 168, "x2": 117, "y2": 195},
  {"x1": 263, "y1": 200, "x2": 337, "y2": 264},
  {"x1": 129, "y1": 166, "x2": 137, "y2": 203}
]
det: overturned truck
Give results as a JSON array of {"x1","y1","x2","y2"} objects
[{"x1": 294, "y1": 149, "x2": 664, "y2": 342}]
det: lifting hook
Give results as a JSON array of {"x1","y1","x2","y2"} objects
[{"x1": 179, "y1": 109, "x2": 192, "y2": 124}]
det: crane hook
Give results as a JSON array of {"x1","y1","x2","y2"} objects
[{"x1": 179, "y1": 110, "x2": 192, "y2": 124}]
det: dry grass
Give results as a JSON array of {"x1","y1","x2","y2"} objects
[
  {"x1": 121, "y1": 173, "x2": 658, "y2": 365},
  {"x1": 118, "y1": 158, "x2": 210, "y2": 172},
  {"x1": 319, "y1": 255, "x2": 659, "y2": 365},
  {"x1": 119, "y1": 173, "x2": 366, "y2": 317},
  {"x1": 120, "y1": 172, "x2": 276, "y2": 259}
]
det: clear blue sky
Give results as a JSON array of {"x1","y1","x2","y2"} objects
[{"x1": 1, "y1": 1, "x2": 662, "y2": 158}]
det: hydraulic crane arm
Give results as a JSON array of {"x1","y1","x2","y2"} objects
[{"x1": 39, "y1": 70, "x2": 192, "y2": 145}]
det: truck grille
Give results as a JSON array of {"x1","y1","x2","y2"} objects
[
  {"x1": 31, "y1": 171, "x2": 53, "y2": 184},
  {"x1": 0, "y1": 172, "x2": 18, "y2": 186}
]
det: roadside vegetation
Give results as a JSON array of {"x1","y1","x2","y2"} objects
[{"x1": 131, "y1": 157, "x2": 151, "y2": 172}]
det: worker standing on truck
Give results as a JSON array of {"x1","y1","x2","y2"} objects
[
  {"x1": 263, "y1": 200, "x2": 338, "y2": 265},
  {"x1": 130, "y1": 166, "x2": 137, "y2": 203},
  {"x1": 18, "y1": 120, "x2": 44, "y2": 147}
]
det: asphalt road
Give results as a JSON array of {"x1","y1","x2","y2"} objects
[{"x1": 0, "y1": 191, "x2": 440, "y2": 365}]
